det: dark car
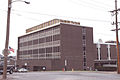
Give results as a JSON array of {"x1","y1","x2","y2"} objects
[{"x1": 0, "y1": 61, "x2": 14, "y2": 74}]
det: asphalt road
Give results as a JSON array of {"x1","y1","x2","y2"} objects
[{"x1": 0, "y1": 71, "x2": 120, "y2": 80}]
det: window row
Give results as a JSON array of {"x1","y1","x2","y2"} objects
[
  {"x1": 19, "y1": 41, "x2": 60, "y2": 51},
  {"x1": 18, "y1": 52, "x2": 61, "y2": 60},
  {"x1": 19, "y1": 27, "x2": 60, "y2": 43},
  {"x1": 19, "y1": 46, "x2": 60, "y2": 54},
  {"x1": 19, "y1": 34, "x2": 60, "y2": 47}
]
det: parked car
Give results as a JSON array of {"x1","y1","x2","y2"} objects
[
  {"x1": 0, "y1": 61, "x2": 14, "y2": 74},
  {"x1": 18, "y1": 68, "x2": 28, "y2": 72}
]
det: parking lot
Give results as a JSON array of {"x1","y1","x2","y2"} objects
[{"x1": 0, "y1": 71, "x2": 120, "y2": 80}]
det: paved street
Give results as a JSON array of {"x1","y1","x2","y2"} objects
[{"x1": 0, "y1": 71, "x2": 120, "y2": 80}]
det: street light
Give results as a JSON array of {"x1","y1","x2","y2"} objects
[
  {"x1": 11, "y1": 0, "x2": 30, "y2": 4},
  {"x1": 3, "y1": 0, "x2": 30, "y2": 79}
]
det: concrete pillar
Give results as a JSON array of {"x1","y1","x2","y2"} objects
[
  {"x1": 97, "y1": 43, "x2": 101, "y2": 60},
  {"x1": 107, "y1": 44, "x2": 111, "y2": 60}
]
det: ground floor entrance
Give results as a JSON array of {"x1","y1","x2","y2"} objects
[{"x1": 33, "y1": 66, "x2": 46, "y2": 71}]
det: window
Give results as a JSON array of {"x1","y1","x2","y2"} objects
[
  {"x1": 33, "y1": 49, "x2": 38, "y2": 54},
  {"x1": 39, "y1": 54, "x2": 45, "y2": 58},
  {"x1": 82, "y1": 27, "x2": 86, "y2": 34},
  {"x1": 82, "y1": 40, "x2": 86, "y2": 45},
  {"x1": 39, "y1": 31, "x2": 45, "y2": 38},
  {"x1": 96, "y1": 48, "x2": 98, "y2": 60},
  {"x1": 83, "y1": 62, "x2": 86, "y2": 66},
  {"x1": 19, "y1": 43, "x2": 23, "y2": 47},
  {"x1": 23, "y1": 42, "x2": 28, "y2": 46},
  {"x1": 83, "y1": 57, "x2": 86, "y2": 62},
  {"x1": 53, "y1": 46, "x2": 60, "y2": 52},
  {"x1": 53, "y1": 27, "x2": 60, "y2": 34},
  {"x1": 33, "y1": 54, "x2": 38, "y2": 58},
  {"x1": 83, "y1": 47, "x2": 86, "y2": 51},
  {"x1": 46, "y1": 47, "x2": 52, "y2": 53},
  {"x1": 83, "y1": 63, "x2": 86, "y2": 67},
  {"x1": 19, "y1": 51, "x2": 23, "y2": 54},
  {"x1": 83, "y1": 35, "x2": 85, "y2": 40},
  {"x1": 39, "y1": 48, "x2": 45, "y2": 53},
  {"x1": 46, "y1": 36, "x2": 52, "y2": 42},
  {"x1": 33, "y1": 39, "x2": 38, "y2": 45},
  {"x1": 28, "y1": 50, "x2": 32, "y2": 54},
  {"x1": 100, "y1": 48, "x2": 101, "y2": 60},
  {"x1": 83, "y1": 51, "x2": 86, "y2": 55},
  {"x1": 39, "y1": 38, "x2": 44, "y2": 43},
  {"x1": 52, "y1": 53, "x2": 61, "y2": 59},
  {"x1": 28, "y1": 41, "x2": 32, "y2": 45},
  {"x1": 97, "y1": 48, "x2": 101, "y2": 60},
  {"x1": 46, "y1": 53, "x2": 52, "y2": 57},
  {"x1": 23, "y1": 50, "x2": 27, "y2": 54},
  {"x1": 53, "y1": 34, "x2": 60, "y2": 41},
  {"x1": 32, "y1": 32, "x2": 39, "y2": 39}
]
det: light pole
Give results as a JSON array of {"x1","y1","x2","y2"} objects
[{"x1": 3, "y1": 0, "x2": 30, "y2": 79}]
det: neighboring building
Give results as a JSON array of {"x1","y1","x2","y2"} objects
[
  {"x1": 0, "y1": 56, "x2": 16, "y2": 66},
  {"x1": 17, "y1": 19, "x2": 117, "y2": 71},
  {"x1": 94, "y1": 43, "x2": 117, "y2": 71},
  {"x1": 0, "y1": 54, "x2": 3, "y2": 60}
]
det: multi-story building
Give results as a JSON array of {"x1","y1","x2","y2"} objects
[{"x1": 17, "y1": 19, "x2": 117, "y2": 71}]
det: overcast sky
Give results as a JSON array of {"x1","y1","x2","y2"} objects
[{"x1": 0, "y1": 0, "x2": 120, "y2": 56}]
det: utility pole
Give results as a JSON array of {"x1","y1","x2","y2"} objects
[
  {"x1": 110, "y1": 0, "x2": 120, "y2": 74},
  {"x1": 3, "y1": 0, "x2": 30, "y2": 79},
  {"x1": 3, "y1": 0, "x2": 11, "y2": 79},
  {"x1": 114, "y1": 0, "x2": 120, "y2": 74}
]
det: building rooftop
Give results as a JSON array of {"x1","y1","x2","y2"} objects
[{"x1": 26, "y1": 19, "x2": 80, "y2": 33}]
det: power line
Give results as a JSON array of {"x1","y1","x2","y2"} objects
[
  {"x1": 69, "y1": 0, "x2": 111, "y2": 12},
  {"x1": 76, "y1": 0, "x2": 111, "y2": 9},
  {"x1": 90, "y1": 0, "x2": 114, "y2": 8},
  {"x1": 0, "y1": 8, "x2": 111, "y2": 23},
  {"x1": 0, "y1": 9, "x2": 42, "y2": 22},
  {"x1": 12, "y1": 9, "x2": 111, "y2": 23},
  {"x1": 95, "y1": 32, "x2": 116, "y2": 36}
]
